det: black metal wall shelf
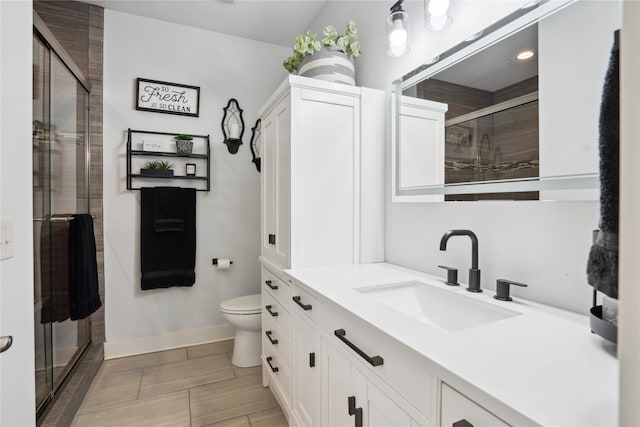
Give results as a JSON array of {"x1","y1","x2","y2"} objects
[{"x1": 126, "y1": 128, "x2": 211, "y2": 192}]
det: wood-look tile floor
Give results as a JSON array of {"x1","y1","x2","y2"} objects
[{"x1": 72, "y1": 340, "x2": 287, "y2": 427}]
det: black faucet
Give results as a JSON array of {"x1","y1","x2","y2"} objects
[{"x1": 439, "y1": 229, "x2": 482, "y2": 293}]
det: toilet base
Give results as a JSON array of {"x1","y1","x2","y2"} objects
[{"x1": 231, "y1": 329, "x2": 261, "y2": 367}]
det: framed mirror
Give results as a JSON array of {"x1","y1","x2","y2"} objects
[{"x1": 392, "y1": 0, "x2": 621, "y2": 202}]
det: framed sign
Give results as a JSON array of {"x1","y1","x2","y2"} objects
[{"x1": 136, "y1": 78, "x2": 200, "y2": 117}]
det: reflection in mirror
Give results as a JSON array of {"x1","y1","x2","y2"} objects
[{"x1": 393, "y1": 0, "x2": 621, "y2": 202}]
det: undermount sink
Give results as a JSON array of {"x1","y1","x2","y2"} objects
[{"x1": 355, "y1": 281, "x2": 521, "y2": 332}]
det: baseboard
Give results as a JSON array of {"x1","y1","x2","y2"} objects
[{"x1": 104, "y1": 324, "x2": 235, "y2": 359}]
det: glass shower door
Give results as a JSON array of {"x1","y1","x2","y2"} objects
[{"x1": 33, "y1": 31, "x2": 91, "y2": 415}]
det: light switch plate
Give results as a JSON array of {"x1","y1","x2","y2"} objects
[{"x1": 0, "y1": 218, "x2": 14, "y2": 260}]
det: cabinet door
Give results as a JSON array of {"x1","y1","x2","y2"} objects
[
  {"x1": 367, "y1": 381, "x2": 414, "y2": 427},
  {"x1": 261, "y1": 97, "x2": 291, "y2": 267},
  {"x1": 325, "y1": 342, "x2": 366, "y2": 427},
  {"x1": 293, "y1": 314, "x2": 321, "y2": 427}
]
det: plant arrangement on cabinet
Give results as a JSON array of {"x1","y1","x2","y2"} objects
[{"x1": 283, "y1": 21, "x2": 360, "y2": 85}]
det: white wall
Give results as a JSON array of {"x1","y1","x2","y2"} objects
[
  {"x1": 103, "y1": 10, "x2": 290, "y2": 357},
  {"x1": 0, "y1": 1, "x2": 36, "y2": 425},
  {"x1": 309, "y1": 0, "x2": 612, "y2": 313}
]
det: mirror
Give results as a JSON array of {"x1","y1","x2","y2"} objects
[{"x1": 393, "y1": 0, "x2": 621, "y2": 202}]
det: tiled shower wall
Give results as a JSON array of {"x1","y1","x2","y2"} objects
[{"x1": 34, "y1": 0, "x2": 105, "y2": 344}]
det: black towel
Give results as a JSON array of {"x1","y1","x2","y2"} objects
[
  {"x1": 40, "y1": 220, "x2": 71, "y2": 323},
  {"x1": 141, "y1": 187, "x2": 196, "y2": 290},
  {"x1": 68, "y1": 214, "x2": 102, "y2": 320},
  {"x1": 587, "y1": 34, "x2": 619, "y2": 299}
]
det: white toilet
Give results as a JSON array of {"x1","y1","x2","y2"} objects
[{"x1": 220, "y1": 293, "x2": 262, "y2": 367}]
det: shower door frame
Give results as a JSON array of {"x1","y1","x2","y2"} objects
[{"x1": 33, "y1": 11, "x2": 93, "y2": 418}]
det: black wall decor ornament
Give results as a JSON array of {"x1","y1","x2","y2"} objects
[
  {"x1": 249, "y1": 118, "x2": 262, "y2": 172},
  {"x1": 221, "y1": 98, "x2": 245, "y2": 154}
]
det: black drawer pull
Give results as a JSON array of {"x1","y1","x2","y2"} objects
[
  {"x1": 309, "y1": 352, "x2": 315, "y2": 367},
  {"x1": 265, "y1": 305, "x2": 278, "y2": 317},
  {"x1": 348, "y1": 396, "x2": 363, "y2": 427},
  {"x1": 453, "y1": 419, "x2": 473, "y2": 427},
  {"x1": 265, "y1": 280, "x2": 278, "y2": 290},
  {"x1": 266, "y1": 356, "x2": 279, "y2": 372},
  {"x1": 268, "y1": 234, "x2": 276, "y2": 245},
  {"x1": 334, "y1": 329, "x2": 384, "y2": 367},
  {"x1": 293, "y1": 295, "x2": 312, "y2": 311},
  {"x1": 265, "y1": 330, "x2": 278, "y2": 345}
]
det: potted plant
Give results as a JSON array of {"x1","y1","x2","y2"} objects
[
  {"x1": 175, "y1": 134, "x2": 194, "y2": 156},
  {"x1": 283, "y1": 21, "x2": 361, "y2": 86},
  {"x1": 141, "y1": 160, "x2": 175, "y2": 177}
]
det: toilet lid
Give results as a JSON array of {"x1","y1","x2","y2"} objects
[{"x1": 220, "y1": 293, "x2": 262, "y2": 314}]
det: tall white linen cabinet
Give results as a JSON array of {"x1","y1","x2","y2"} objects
[{"x1": 259, "y1": 75, "x2": 385, "y2": 421}]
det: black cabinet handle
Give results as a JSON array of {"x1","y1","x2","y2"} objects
[
  {"x1": 348, "y1": 396, "x2": 363, "y2": 427},
  {"x1": 265, "y1": 280, "x2": 278, "y2": 290},
  {"x1": 453, "y1": 419, "x2": 473, "y2": 427},
  {"x1": 309, "y1": 352, "x2": 315, "y2": 367},
  {"x1": 335, "y1": 329, "x2": 383, "y2": 367},
  {"x1": 293, "y1": 295, "x2": 312, "y2": 311},
  {"x1": 265, "y1": 305, "x2": 278, "y2": 317},
  {"x1": 266, "y1": 356, "x2": 279, "y2": 372},
  {"x1": 265, "y1": 330, "x2": 278, "y2": 345},
  {"x1": 268, "y1": 234, "x2": 276, "y2": 245}
]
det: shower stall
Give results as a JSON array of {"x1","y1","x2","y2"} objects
[{"x1": 33, "y1": 18, "x2": 92, "y2": 418}]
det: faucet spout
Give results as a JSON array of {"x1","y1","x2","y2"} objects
[
  {"x1": 439, "y1": 229, "x2": 481, "y2": 293},
  {"x1": 439, "y1": 229, "x2": 478, "y2": 269}
]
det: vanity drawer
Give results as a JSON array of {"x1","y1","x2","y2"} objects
[
  {"x1": 440, "y1": 383, "x2": 510, "y2": 427},
  {"x1": 322, "y1": 301, "x2": 434, "y2": 417},
  {"x1": 291, "y1": 284, "x2": 320, "y2": 323},
  {"x1": 262, "y1": 289, "x2": 291, "y2": 340},
  {"x1": 262, "y1": 266, "x2": 292, "y2": 304},
  {"x1": 263, "y1": 338, "x2": 292, "y2": 400},
  {"x1": 263, "y1": 315, "x2": 291, "y2": 366}
]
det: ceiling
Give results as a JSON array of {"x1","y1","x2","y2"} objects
[{"x1": 80, "y1": 0, "x2": 327, "y2": 47}]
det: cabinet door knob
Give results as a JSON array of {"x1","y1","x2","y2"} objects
[
  {"x1": 452, "y1": 419, "x2": 473, "y2": 427},
  {"x1": 0, "y1": 336, "x2": 13, "y2": 354},
  {"x1": 265, "y1": 330, "x2": 278, "y2": 345},
  {"x1": 265, "y1": 280, "x2": 278, "y2": 290},
  {"x1": 293, "y1": 295, "x2": 312, "y2": 311},
  {"x1": 265, "y1": 305, "x2": 279, "y2": 317},
  {"x1": 309, "y1": 352, "x2": 315, "y2": 367},
  {"x1": 266, "y1": 356, "x2": 279, "y2": 372},
  {"x1": 348, "y1": 396, "x2": 363, "y2": 427},
  {"x1": 335, "y1": 329, "x2": 383, "y2": 367}
]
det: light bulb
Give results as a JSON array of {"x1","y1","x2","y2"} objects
[
  {"x1": 390, "y1": 20, "x2": 408, "y2": 47},
  {"x1": 428, "y1": 15, "x2": 449, "y2": 31}
]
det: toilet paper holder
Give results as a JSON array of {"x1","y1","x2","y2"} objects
[{"x1": 212, "y1": 258, "x2": 234, "y2": 265}]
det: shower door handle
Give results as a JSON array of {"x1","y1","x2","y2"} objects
[{"x1": 0, "y1": 336, "x2": 13, "y2": 353}]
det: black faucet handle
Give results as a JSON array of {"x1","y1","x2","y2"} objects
[
  {"x1": 494, "y1": 279, "x2": 528, "y2": 301},
  {"x1": 437, "y1": 265, "x2": 459, "y2": 286}
]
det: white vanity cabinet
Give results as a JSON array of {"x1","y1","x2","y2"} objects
[
  {"x1": 440, "y1": 383, "x2": 510, "y2": 427},
  {"x1": 259, "y1": 75, "x2": 385, "y2": 270}
]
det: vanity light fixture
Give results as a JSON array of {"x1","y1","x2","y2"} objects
[
  {"x1": 221, "y1": 98, "x2": 245, "y2": 154},
  {"x1": 425, "y1": 0, "x2": 453, "y2": 31},
  {"x1": 387, "y1": 0, "x2": 411, "y2": 57},
  {"x1": 516, "y1": 49, "x2": 536, "y2": 60}
]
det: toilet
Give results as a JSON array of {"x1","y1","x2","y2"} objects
[{"x1": 220, "y1": 293, "x2": 262, "y2": 367}]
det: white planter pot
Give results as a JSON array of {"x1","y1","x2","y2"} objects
[{"x1": 298, "y1": 49, "x2": 355, "y2": 86}]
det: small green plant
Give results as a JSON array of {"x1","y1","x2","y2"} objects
[
  {"x1": 283, "y1": 21, "x2": 361, "y2": 73},
  {"x1": 174, "y1": 134, "x2": 193, "y2": 141},
  {"x1": 144, "y1": 160, "x2": 174, "y2": 170}
]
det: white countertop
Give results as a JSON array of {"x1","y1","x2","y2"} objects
[{"x1": 283, "y1": 262, "x2": 618, "y2": 427}]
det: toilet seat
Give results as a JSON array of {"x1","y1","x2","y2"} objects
[{"x1": 220, "y1": 294, "x2": 261, "y2": 315}]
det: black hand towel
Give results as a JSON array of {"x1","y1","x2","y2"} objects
[
  {"x1": 68, "y1": 214, "x2": 102, "y2": 320},
  {"x1": 141, "y1": 187, "x2": 196, "y2": 290},
  {"x1": 587, "y1": 34, "x2": 619, "y2": 299}
]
